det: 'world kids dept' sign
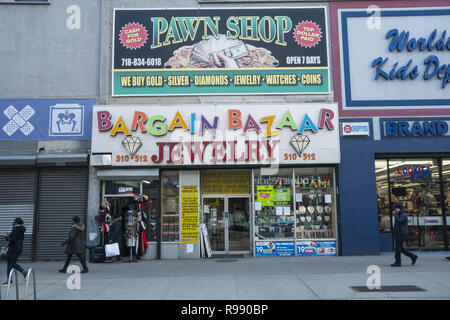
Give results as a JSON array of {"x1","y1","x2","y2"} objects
[
  {"x1": 112, "y1": 8, "x2": 329, "y2": 96},
  {"x1": 91, "y1": 104, "x2": 340, "y2": 166},
  {"x1": 337, "y1": 7, "x2": 450, "y2": 109}
]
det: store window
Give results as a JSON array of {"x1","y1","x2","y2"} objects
[
  {"x1": 105, "y1": 181, "x2": 140, "y2": 195},
  {"x1": 295, "y1": 168, "x2": 336, "y2": 240},
  {"x1": 161, "y1": 171, "x2": 179, "y2": 242},
  {"x1": 254, "y1": 169, "x2": 295, "y2": 240},
  {"x1": 442, "y1": 159, "x2": 450, "y2": 244},
  {"x1": 388, "y1": 159, "x2": 444, "y2": 249},
  {"x1": 142, "y1": 180, "x2": 159, "y2": 242},
  {"x1": 375, "y1": 160, "x2": 391, "y2": 232}
]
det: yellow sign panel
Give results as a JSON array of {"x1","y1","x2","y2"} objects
[
  {"x1": 181, "y1": 185, "x2": 199, "y2": 244},
  {"x1": 202, "y1": 171, "x2": 250, "y2": 194}
]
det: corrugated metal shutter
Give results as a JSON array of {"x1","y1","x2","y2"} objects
[
  {"x1": 35, "y1": 167, "x2": 88, "y2": 260},
  {"x1": 0, "y1": 169, "x2": 36, "y2": 261}
]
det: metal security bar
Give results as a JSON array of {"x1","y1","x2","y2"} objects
[
  {"x1": 5, "y1": 269, "x2": 19, "y2": 300},
  {"x1": 24, "y1": 268, "x2": 36, "y2": 300}
]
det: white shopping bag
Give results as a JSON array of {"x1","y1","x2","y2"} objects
[{"x1": 105, "y1": 243, "x2": 120, "y2": 257}]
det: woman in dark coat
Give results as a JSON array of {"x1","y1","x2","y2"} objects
[
  {"x1": 59, "y1": 216, "x2": 89, "y2": 273},
  {"x1": 106, "y1": 214, "x2": 123, "y2": 262},
  {"x1": 2, "y1": 217, "x2": 28, "y2": 285}
]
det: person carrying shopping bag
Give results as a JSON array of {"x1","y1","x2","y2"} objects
[{"x1": 105, "y1": 214, "x2": 122, "y2": 262}]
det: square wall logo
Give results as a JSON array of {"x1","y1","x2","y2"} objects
[{"x1": 49, "y1": 104, "x2": 84, "y2": 136}]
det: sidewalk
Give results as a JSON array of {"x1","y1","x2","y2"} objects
[{"x1": 1, "y1": 252, "x2": 449, "y2": 300}]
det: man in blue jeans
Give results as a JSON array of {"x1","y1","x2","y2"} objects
[
  {"x1": 3, "y1": 218, "x2": 28, "y2": 285},
  {"x1": 391, "y1": 202, "x2": 418, "y2": 267}
]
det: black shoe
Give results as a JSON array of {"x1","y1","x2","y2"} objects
[
  {"x1": 411, "y1": 255, "x2": 418, "y2": 266},
  {"x1": 22, "y1": 270, "x2": 28, "y2": 279},
  {"x1": 391, "y1": 262, "x2": 401, "y2": 267},
  {"x1": 58, "y1": 269, "x2": 67, "y2": 273},
  {"x1": 446, "y1": 257, "x2": 450, "y2": 260},
  {"x1": 2, "y1": 280, "x2": 12, "y2": 285}
]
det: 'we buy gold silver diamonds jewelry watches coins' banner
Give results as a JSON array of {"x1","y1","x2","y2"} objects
[{"x1": 112, "y1": 7, "x2": 329, "y2": 96}]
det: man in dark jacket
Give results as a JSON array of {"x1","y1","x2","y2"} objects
[
  {"x1": 106, "y1": 214, "x2": 123, "y2": 262},
  {"x1": 2, "y1": 218, "x2": 28, "y2": 285},
  {"x1": 59, "y1": 216, "x2": 89, "y2": 273},
  {"x1": 391, "y1": 202, "x2": 418, "y2": 267}
]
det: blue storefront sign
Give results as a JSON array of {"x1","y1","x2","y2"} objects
[
  {"x1": 255, "y1": 241, "x2": 295, "y2": 257},
  {"x1": 0, "y1": 99, "x2": 95, "y2": 140},
  {"x1": 381, "y1": 118, "x2": 450, "y2": 138}
]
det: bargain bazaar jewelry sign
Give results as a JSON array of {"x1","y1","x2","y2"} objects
[
  {"x1": 112, "y1": 8, "x2": 329, "y2": 96},
  {"x1": 91, "y1": 104, "x2": 340, "y2": 166}
]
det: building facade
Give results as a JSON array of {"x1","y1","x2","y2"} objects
[{"x1": 0, "y1": 0, "x2": 448, "y2": 260}]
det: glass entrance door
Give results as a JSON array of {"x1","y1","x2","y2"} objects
[
  {"x1": 203, "y1": 197, "x2": 226, "y2": 252},
  {"x1": 227, "y1": 197, "x2": 250, "y2": 252},
  {"x1": 202, "y1": 196, "x2": 250, "y2": 254}
]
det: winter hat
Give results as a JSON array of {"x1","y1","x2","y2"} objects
[
  {"x1": 14, "y1": 217, "x2": 24, "y2": 225},
  {"x1": 72, "y1": 216, "x2": 81, "y2": 223},
  {"x1": 394, "y1": 202, "x2": 403, "y2": 209}
]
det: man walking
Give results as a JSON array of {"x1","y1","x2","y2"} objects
[
  {"x1": 59, "y1": 216, "x2": 89, "y2": 273},
  {"x1": 391, "y1": 202, "x2": 418, "y2": 267}
]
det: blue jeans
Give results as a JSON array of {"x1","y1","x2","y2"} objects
[{"x1": 7, "y1": 254, "x2": 24, "y2": 279}]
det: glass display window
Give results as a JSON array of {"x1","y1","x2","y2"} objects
[
  {"x1": 375, "y1": 160, "x2": 391, "y2": 232},
  {"x1": 161, "y1": 171, "x2": 180, "y2": 242},
  {"x1": 143, "y1": 180, "x2": 159, "y2": 242},
  {"x1": 387, "y1": 159, "x2": 444, "y2": 250},
  {"x1": 441, "y1": 159, "x2": 449, "y2": 248},
  {"x1": 254, "y1": 168, "x2": 295, "y2": 240},
  {"x1": 105, "y1": 180, "x2": 140, "y2": 195},
  {"x1": 294, "y1": 167, "x2": 336, "y2": 240}
]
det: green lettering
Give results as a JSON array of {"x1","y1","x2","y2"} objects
[
  {"x1": 148, "y1": 115, "x2": 167, "y2": 136},
  {"x1": 226, "y1": 16, "x2": 240, "y2": 39},
  {"x1": 259, "y1": 16, "x2": 276, "y2": 43},
  {"x1": 275, "y1": 16, "x2": 292, "y2": 46},
  {"x1": 175, "y1": 17, "x2": 201, "y2": 42},
  {"x1": 276, "y1": 110, "x2": 297, "y2": 130},
  {"x1": 151, "y1": 17, "x2": 168, "y2": 49},
  {"x1": 202, "y1": 17, "x2": 220, "y2": 39}
]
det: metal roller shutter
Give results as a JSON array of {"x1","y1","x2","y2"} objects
[
  {"x1": 35, "y1": 167, "x2": 88, "y2": 260},
  {"x1": 0, "y1": 169, "x2": 36, "y2": 261}
]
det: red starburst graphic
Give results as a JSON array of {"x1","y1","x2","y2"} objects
[
  {"x1": 293, "y1": 21, "x2": 322, "y2": 48},
  {"x1": 119, "y1": 22, "x2": 148, "y2": 50}
]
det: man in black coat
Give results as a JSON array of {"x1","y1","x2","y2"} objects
[
  {"x1": 59, "y1": 216, "x2": 89, "y2": 273},
  {"x1": 2, "y1": 218, "x2": 28, "y2": 285},
  {"x1": 391, "y1": 202, "x2": 418, "y2": 267}
]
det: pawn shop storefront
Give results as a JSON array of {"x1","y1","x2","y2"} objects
[{"x1": 90, "y1": 103, "x2": 341, "y2": 258}]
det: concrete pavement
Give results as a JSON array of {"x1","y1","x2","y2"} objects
[{"x1": 1, "y1": 252, "x2": 449, "y2": 300}]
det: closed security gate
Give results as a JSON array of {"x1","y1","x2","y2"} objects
[
  {"x1": 35, "y1": 167, "x2": 88, "y2": 260},
  {"x1": 0, "y1": 169, "x2": 36, "y2": 261}
]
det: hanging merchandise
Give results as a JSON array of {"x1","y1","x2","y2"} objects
[
  {"x1": 132, "y1": 194, "x2": 149, "y2": 260},
  {"x1": 99, "y1": 200, "x2": 112, "y2": 245},
  {"x1": 125, "y1": 209, "x2": 139, "y2": 262}
]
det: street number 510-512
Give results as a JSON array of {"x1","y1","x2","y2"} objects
[{"x1": 284, "y1": 153, "x2": 316, "y2": 161}]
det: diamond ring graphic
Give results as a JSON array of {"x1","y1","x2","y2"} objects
[
  {"x1": 290, "y1": 134, "x2": 310, "y2": 156},
  {"x1": 122, "y1": 135, "x2": 143, "y2": 157}
]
